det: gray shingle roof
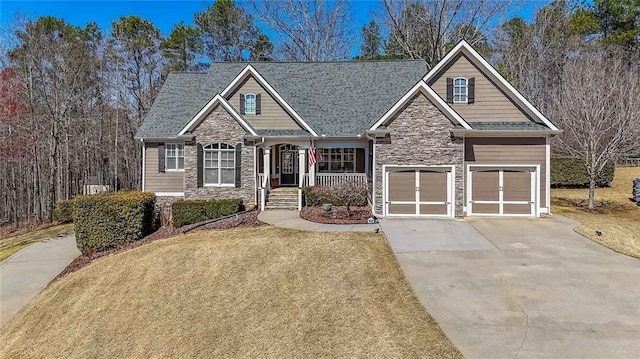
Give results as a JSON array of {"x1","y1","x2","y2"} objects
[
  {"x1": 468, "y1": 121, "x2": 550, "y2": 131},
  {"x1": 136, "y1": 60, "x2": 428, "y2": 138}
]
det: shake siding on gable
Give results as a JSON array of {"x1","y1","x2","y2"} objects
[
  {"x1": 428, "y1": 54, "x2": 531, "y2": 122},
  {"x1": 465, "y1": 137, "x2": 547, "y2": 208},
  {"x1": 228, "y1": 77, "x2": 302, "y2": 130},
  {"x1": 144, "y1": 143, "x2": 184, "y2": 192}
]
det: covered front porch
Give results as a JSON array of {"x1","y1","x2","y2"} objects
[{"x1": 253, "y1": 138, "x2": 371, "y2": 211}]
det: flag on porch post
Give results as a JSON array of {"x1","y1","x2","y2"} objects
[{"x1": 308, "y1": 145, "x2": 318, "y2": 167}]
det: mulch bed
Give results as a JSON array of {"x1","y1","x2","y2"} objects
[
  {"x1": 54, "y1": 211, "x2": 266, "y2": 281},
  {"x1": 300, "y1": 206, "x2": 373, "y2": 224}
]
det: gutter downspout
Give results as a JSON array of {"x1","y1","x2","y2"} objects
[
  {"x1": 365, "y1": 132, "x2": 384, "y2": 218},
  {"x1": 140, "y1": 139, "x2": 145, "y2": 192}
]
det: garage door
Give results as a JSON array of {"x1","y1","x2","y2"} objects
[
  {"x1": 468, "y1": 166, "x2": 537, "y2": 216},
  {"x1": 386, "y1": 167, "x2": 453, "y2": 217}
]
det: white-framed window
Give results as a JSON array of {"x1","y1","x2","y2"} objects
[
  {"x1": 204, "y1": 143, "x2": 235, "y2": 186},
  {"x1": 244, "y1": 93, "x2": 256, "y2": 115},
  {"x1": 453, "y1": 77, "x2": 468, "y2": 103},
  {"x1": 317, "y1": 148, "x2": 355, "y2": 173},
  {"x1": 166, "y1": 144, "x2": 184, "y2": 171}
]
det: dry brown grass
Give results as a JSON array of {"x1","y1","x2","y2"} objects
[
  {"x1": 552, "y1": 167, "x2": 640, "y2": 258},
  {"x1": 0, "y1": 223, "x2": 74, "y2": 261},
  {"x1": 0, "y1": 227, "x2": 462, "y2": 359}
]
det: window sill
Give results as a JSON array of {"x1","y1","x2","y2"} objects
[
  {"x1": 452, "y1": 101, "x2": 469, "y2": 104},
  {"x1": 203, "y1": 184, "x2": 236, "y2": 187},
  {"x1": 165, "y1": 169, "x2": 185, "y2": 172}
]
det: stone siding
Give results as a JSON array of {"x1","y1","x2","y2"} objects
[
  {"x1": 184, "y1": 105, "x2": 255, "y2": 206},
  {"x1": 374, "y1": 92, "x2": 464, "y2": 215},
  {"x1": 155, "y1": 195, "x2": 181, "y2": 226}
]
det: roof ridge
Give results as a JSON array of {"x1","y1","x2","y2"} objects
[{"x1": 206, "y1": 59, "x2": 426, "y2": 64}]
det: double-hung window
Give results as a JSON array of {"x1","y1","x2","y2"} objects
[
  {"x1": 317, "y1": 148, "x2": 355, "y2": 173},
  {"x1": 204, "y1": 143, "x2": 235, "y2": 185},
  {"x1": 453, "y1": 77, "x2": 468, "y2": 103},
  {"x1": 244, "y1": 93, "x2": 256, "y2": 115},
  {"x1": 166, "y1": 144, "x2": 184, "y2": 171}
]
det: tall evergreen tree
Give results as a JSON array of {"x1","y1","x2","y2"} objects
[
  {"x1": 162, "y1": 21, "x2": 203, "y2": 72},
  {"x1": 359, "y1": 20, "x2": 382, "y2": 59}
]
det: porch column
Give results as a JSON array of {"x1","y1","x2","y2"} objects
[
  {"x1": 309, "y1": 149, "x2": 316, "y2": 186},
  {"x1": 298, "y1": 148, "x2": 306, "y2": 211},
  {"x1": 298, "y1": 148, "x2": 306, "y2": 187},
  {"x1": 263, "y1": 148, "x2": 271, "y2": 189}
]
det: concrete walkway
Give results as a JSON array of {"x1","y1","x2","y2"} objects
[
  {"x1": 1, "y1": 233, "x2": 80, "y2": 325},
  {"x1": 387, "y1": 215, "x2": 640, "y2": 359},
  {"x1": 258, "y1": 210, "x2": 380, "y2": 232}
]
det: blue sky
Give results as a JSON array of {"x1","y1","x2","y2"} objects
[{"x1": 0, "y1": 0, "x2": 548, "y2": 56}]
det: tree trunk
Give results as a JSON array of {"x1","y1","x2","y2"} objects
[{"x1": 588, "y1": 176, "x2": 597, "y2": 210}]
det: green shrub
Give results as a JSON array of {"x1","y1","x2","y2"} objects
[
  {"x1": 171, "y1": 198, "x2": 244, "y2": 228},
  {"x1": 53, "y1": 199, "x2": 75, "y2": 223},
  {"x1": 303, "y1": 183, "x2": 368, "y2": 207},
  {"x1": 550, "y1": 157, "x2": 615, "y2": 187},
  {"x1": 73, "y1": 191, "x2": 156, "y2": 254}
]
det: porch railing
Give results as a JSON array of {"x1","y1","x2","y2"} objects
[{"x1": 260, "y1": 172, "x2": 369, "y2": 188}]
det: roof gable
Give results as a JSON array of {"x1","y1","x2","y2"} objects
[
  {"x1": 178, "y1": 94, "x2": 257, "y2": 136},
  {"x1": 424, "y1": 40, "x2": 559, "y2": 131}
]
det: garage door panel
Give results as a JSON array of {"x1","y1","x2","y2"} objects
[
  {"x1": 388, "y1": 204, "x2": 416, "y2": 215},
  {"x1": 503, "y1": 171, "x2": 531, "y2": 202},
  {"x1": 419, "y1": 171, "x2": 447, "y2": 202},
  {"x1": 472, "y1": 171, "x2": 499, "y2": 201},
  {"x1": 420, "y1": 204, "x2": 448, "y2": 215},
  {"x1": 388, "y1": 171, "x2": 415, "y2": 201},
  {"x1": 503, "y1": 203, "x2": 532, "y2": 215},
  {"x1": 472, "y1": 203, "x2": 500, "y2": 214}
]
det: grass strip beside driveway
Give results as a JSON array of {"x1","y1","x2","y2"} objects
[
  {"x1": 0, "y1": 224, "x2": 74, "y2": 261},
  {"x1": 0, "y1": 227, "x2": 462, "y2": 358},
  {"x1": 552, "y1": 167, "x2": 640, "y2": 258}
]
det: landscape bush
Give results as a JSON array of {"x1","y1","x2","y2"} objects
[
  {"x1": 73, "y1": 191, "x2": 156, "y2": 254},
  {"x1": 171, "y1": 198, "x2": 244, "y2": 228},
  {"x1": 304, "y1": 183, "x2": 369, "y2": 207},
  {"x1": 550, "y1": 157, "x2": 615, "y2": 187},
  {"x1": 53, "y1": 199, "x2": 75, "y2": 223}
]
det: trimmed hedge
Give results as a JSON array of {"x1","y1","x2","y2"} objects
[
  {"x1": 53, "y1": 199, "x2": 75, "y2": 223},
  {"x1": 73, "y1": 191, "x2": 156, "y2": 254},
  {"x1": 550, "y1": 157, "x2": 615, "y2": 187},
  {"x1": 171, "y1": 198, "x2": 244, "y2": 228},
  {"x1": 303, "y1": 184, "x2": 368, "y2": 207}
]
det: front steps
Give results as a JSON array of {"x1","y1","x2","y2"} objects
[{"x1": 265, "y1": 187, "x2": 298, "y2": 210}]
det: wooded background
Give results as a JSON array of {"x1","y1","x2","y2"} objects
[{"x1": 1, "y1": 0, "x2": 638, "y2": 225}]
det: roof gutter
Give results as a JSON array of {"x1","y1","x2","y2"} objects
[
  {"x1": 450, "y1": 129, "x2": 562, "y2": 137},
  {"x1": 134, "y1": 134, "x2": 196, "y2": 142}
]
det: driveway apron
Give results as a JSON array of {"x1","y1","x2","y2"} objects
[{"x1": 382, "y1": 215, "x2": 640, "y2": 359}]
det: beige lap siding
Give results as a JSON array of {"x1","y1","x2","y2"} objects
[
  {"x1": 184, "y1": 105, "x2": 255, "y2": 206},
  {"x1": 374, "y1": 92, "x2": 464, "y2": 215},
  {"x1": 428, "y1": 53, "x2": 531, "y2": 122},
  {"x1": 144, "y1": 143, "x2": 184, "y2": 193},
  {"x1": 464, "y1": 137, "x2": 547, "y2": 208}
]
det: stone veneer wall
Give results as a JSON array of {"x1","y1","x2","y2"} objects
[
  {"x1": 184, "y1": 105, "x2": 255, "y2": 206},
  {"x1": 374, "y1": 92, "x2": 464, "y2": 216}
]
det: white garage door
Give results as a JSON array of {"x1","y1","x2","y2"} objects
[
  {"x1": 385, "y1": 166, "x2": 454, "y2": 217},
  {"x1": 467, "y1": 165, "x2": 538, "y2": 217}
]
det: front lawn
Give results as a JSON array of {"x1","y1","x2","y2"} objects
[
  {"x1": 0, "y1": 227, "x2": 462, "y2": 358},
  {"x1": 0, "y1": 223, "x2": 74, "y2": 261},
  {"x1": 552, "y1": 166, "x2": 640, "y2": 258}
]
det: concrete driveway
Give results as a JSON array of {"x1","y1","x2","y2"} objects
[
  {"x1": 382, "y1": 215, "x2": 640, "y2": 359},
  {"x1": 0, "y1": 233, "x2": 79, "y2": 325}
]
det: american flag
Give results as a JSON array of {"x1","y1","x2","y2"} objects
[{"x1": 308, "y1": 145, "x2": 318, "y2": 166}]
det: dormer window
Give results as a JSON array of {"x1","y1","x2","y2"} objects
[
  {"x1": 239, "y1": 93, "x2": 261, "y2": 115},
  {"x1": 453, "y1": 77, "x2": 468, "y2": 103},
  {"x1": 244, "y1": 93, "x2": 256, "y2": 114}
]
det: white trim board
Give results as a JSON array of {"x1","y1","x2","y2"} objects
[
  {"x1": 178, "y1": 94, "x2": 257, "y2": 136},
  {"x1": 424, "y1": 40, "x2": 559, "y2": 131},
  {"x1": 155, "y1": 192, "x2": 185, "y2": 197},
  {"x1": 220, "y1": 64, "x2": 319, "y2": 137},
  {"x1": 370, "y1": 81, "x2": 472, "y2": 131}
]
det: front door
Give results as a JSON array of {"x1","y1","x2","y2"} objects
[{"x1": 280, "y1": 145, "x2": 298, "y2": 186}]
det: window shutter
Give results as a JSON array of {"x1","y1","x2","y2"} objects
[
  {"x1": 158, "y1": 143, "x2": 165, "y2": 173},
  {"x1": 446, "y1": 78, "x2": 454, "y2": 103},
  {"x1": 235, "y1": 143, "x2": 242, "y2": 188},
  {"x1": 468, "y1": 77, "x2": 475, "y2": 104},
  {"x1": 196, "y1": 144, "x2": 203, "y2": 187},
  {"x1": 255, "y1": 94, "x2": 261, "y2": 115},
  {"x1": 239, "y1": 93, "x2": 245, "y2": 115}
]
